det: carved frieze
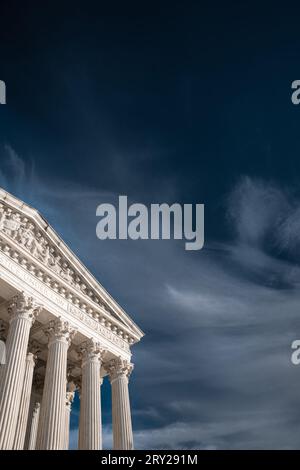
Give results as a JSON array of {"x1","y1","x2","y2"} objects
[
  {"x1": 0, "y1": 201, "x2": 136, "y2": 349},
  {"x1": 0, "y1": 202, "x2": 113, "y2": 315},
  {"x1": 0, "y1": 241, "x2": 131, "y2": 353}
]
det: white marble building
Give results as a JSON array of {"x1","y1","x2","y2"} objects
[{"x1": 0, "y1": 188, "x2": 144, "y2": 450}]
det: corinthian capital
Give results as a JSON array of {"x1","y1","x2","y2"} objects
[
  {"x1": 44, "y1": 317, "x2": 77, "y2": 347},
  {"x1": 8, "y1": 291, "x2": 42, "y2": 324},
  {"x1": 78, "y1": 338, "x2": 105, "y2": 365},
  {"x1": 105, "y1": 356, "x2": 134, "y2": 382}
]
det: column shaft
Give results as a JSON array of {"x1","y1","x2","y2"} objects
[
  {"x1": 13, "y1": 352, "x2": 36, "y2": 449},
  {"x1": 111, "y1": 376, "x2": 133, "y2": 449},
  {"x1": 106, "y1": 358, "x2": 134, "y2": 450},
  {"x1": 36, "y1": 318, "x2": 76, "y2": 450},
  {"x1": 64, "y1": 402, "x2": 71, "y2": 450},
  {"x1": 78, "y1": 340, "x2": 103, "y2": 450},
  {"x1": 28, "y1": 402, "x2": 40, "y2": 450},
  {"x1": 0, "y1": 293, "x2": 40, "y2": 450},
  {"x1": 24, "y1": 388, "x2": 43, "y2": 449},
  {"x1": 64, "y1": 389, "x2": 75, "y2": 450}
]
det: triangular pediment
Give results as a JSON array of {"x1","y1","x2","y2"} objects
[{"x1": 0, "y1": 188, "x2": 144, "y2": 343}]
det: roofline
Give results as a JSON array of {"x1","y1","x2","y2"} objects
[{"x1": 0, "y1": 187, "x2": 145, "y2": 340}]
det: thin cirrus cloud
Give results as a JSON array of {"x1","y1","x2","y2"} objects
[{"x1": 227, "y1": 175, "x2": 300, "y2": 255}]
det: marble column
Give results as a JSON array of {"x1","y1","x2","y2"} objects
[
  {"x1": 24, "y1": 377, "x2": 43, "y2": 449},
  {"x1": 78, "y1": 339, "x2": 104, "y2": 450},
  {"x1": 13, "y1": 342, "x2": 40, "y2": 449},
  {"x1": 0, "y1": 343, "x2": 5, "y2": 386},
  {"x1": 36, "y1": 317, "x2": 76, "y2": 450},
  {"x1": 28, "y1": 402, "x2": 40, "y2": 450},
  {"x1": 105, "y1": 357, "x2": 134, "y2": 450},
  {"x1": 77, "y1": 380, "x2": 82, "y2": 449},
  {"x1": 64, "y1": 382, "x2": 76, "y2": 450},
  {"x1": 0, "y1": 321, "x2": 6, "y2": 381},
  {"x1": 0, "y1": 292, "x2": 41, "y2": 450}
]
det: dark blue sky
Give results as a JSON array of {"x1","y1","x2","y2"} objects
[{"x1": 2, "y1": 1, "x2": 300, "y2": 449}]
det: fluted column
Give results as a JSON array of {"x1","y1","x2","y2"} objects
[
  {"x1": 0, "y1": 321, "x2": 6, "y2": 382},
  {"x1": 24, "y1": 376, "x2": 43, "y2": 449},
  {"x1": 13, "y1": 341, "x2": 40, "y2": 449},
  {"x1": 28, "y1": 402, "x2": 40, "y2": 450},
  {"x1": 36, "y1": 318, "x2": 76, "y2": 450},
  {"x1": 105, "y1": 357, "x2": 134, "y2": 450},
  {"x1": 78, "y1": 339, "x2": 104, "y2": 450},
  {"x1": 0, "y1": 292, "x2": 41, "y2": 450},
  {"x1": 0, "y1": 341, "x2": 5, "y2": 386},
  {"x1": 64, "y1": 382, "x2": 76, "y2": 450},
  {"x1": 77, "y1": 381, "x2": 82, "y2": 449}
]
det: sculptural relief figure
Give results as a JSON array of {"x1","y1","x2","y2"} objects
[
  {"x1": 80, "y1": 283, "x2": 87, "y2": 294},
  {"x1": 0, "y1": 204, "x2": 99, "y2": 304},
  {"x1": 31, "y1": 233, "x2": 47, "y2": 261},
  {"x1": 0, "y1": 207, "x2": 7, "y2": 232},
  {"x1": 60, "y1": 263, "x2": 74, "y2": 283},
  {"x1": 49, "y1": 253, "x2": 63, "y2": 275},
  {"x1": 17, "y1": 222, "x2": 36, "y2": 251},
  {"x1": 68, "y1": 269, "x2": 76, "y2": 286},
  {"x1": 2, "y1": 210, "x2": 22, "y2": 238},
  {"x1": 43, "y1": 244, "x2": 55, "y2": 266},
  {"x1": 74, "y1": 276, "x2": 84, "y2": 291},
  {"x1": 8, "y1": 212, "x2": 21, "y2": 239}
]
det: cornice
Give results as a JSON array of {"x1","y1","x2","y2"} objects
[{"x1": 0, "y1": 236, "x2": 133, "y2": 353}]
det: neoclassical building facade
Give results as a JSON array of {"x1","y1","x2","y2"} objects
[{"x1": 0, "y1": 188, "x2": 144, "y2": 450}]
